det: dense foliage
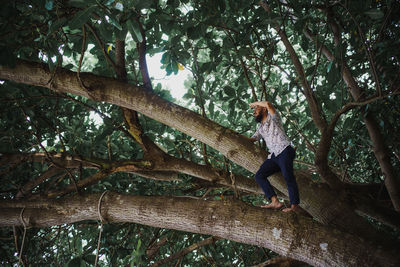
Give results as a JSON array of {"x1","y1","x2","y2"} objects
[{"x1": 1, "y1": 0, "x2": 399, "y2": 266}]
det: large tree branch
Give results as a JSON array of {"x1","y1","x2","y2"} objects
[
  {"x1": 251, "y1": 256, "x2": 305, "y2": 267},
  {"x1": 0, "y1": 192, "x2": 398, "y2": 266},
  {"x1": 0, "y1": 60, "x2": 388, "y2": 240}
]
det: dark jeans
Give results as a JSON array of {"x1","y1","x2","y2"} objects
[{"x1": 255, "y1": 145, "x2": 300, "y2": 205}]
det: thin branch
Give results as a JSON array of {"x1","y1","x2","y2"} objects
[
  {"x1": 328, "y1": 91, "x2": 400, "y2": 135},
  {"x1": 148, "y1": 237, "x2": 221, "y2": 267},
  {"x1": 188, "y1": 40, "x2": 210, "y2": 166},
  {"x1": 77, "y1": 25, "x2": 88, "y2": 90},
  {"x1": 86, "y1": 23, "x2": 117, "y2": 71},
  {"x1": 16, "y1": 167, "x2": 62, "y2": 199}
]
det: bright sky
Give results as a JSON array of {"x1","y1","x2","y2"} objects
[
  {"x1": 87, "y1": 52, "x2": 191, "y2": 126},
  {"x1": 146, "y1": 53, "x2": 191, "y2": 101}
]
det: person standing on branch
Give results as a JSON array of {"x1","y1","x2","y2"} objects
[{"x1": 249, "y1": 101, "x2": 300, "y2": 212}]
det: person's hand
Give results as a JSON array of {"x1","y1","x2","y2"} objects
[
  {"x1": 249, "y1": 102, "x2": 260, "y2": 108},
  {"x1": 250, "y1": 101, "x2": 269, "y2": 108}
]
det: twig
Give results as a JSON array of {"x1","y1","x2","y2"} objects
[
  {"x1": 328, "y1": 91, "x2": 400, "y2": 135},
  {"x1": 86, "y1": 23, "x2": 117, "y2": 71},
  {"x1": 77, "y1": 25, "x2": 88, "y2": 90}
]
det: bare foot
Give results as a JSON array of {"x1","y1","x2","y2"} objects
[
  {"x1": 282, "y1": 205, "x2": 299, "y2": 213},
  {"x1": 260, "y1": 201, "x2": 283, "y2": 210}
]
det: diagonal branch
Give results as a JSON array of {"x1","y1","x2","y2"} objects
[
  {"x1": 16, "y1": 167, "x2": 62, "y2": 199},
  {"x1": 86, "y1": 23, "x2": 117, "y2": 71},
  {"x1": 148, "y1": 236, "x2": 221, "y2": 267}
]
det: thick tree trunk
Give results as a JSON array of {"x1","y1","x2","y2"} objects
[
  {"x1": 0, "y1": 192, "x2": 397, "y2": 267},
  {"x1": 0, "y1": 61, "x2": 388, "y2": 241}
]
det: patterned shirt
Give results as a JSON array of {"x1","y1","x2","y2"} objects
[{"x1": 251, "y1": 112, "x2": 291, "y2": 159}]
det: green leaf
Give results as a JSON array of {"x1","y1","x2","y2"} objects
[
  {"x1": 103, "y1": 181, "x2": 112, "y2": 187},
  {"x1": 0, "y1": 46, "x2": 16, "y2": 68},
  {"x1": 365, "y1": 9, "x2": 384, "y2": 20},
  {"x1": 223, "y1": 86, "x2": 236, "y2": 97},
  {"x1": 82, "y1": 255, "x2": 96, "y2": 264},
  {"x1": 69, "y1": 0, "x2": 94, "y2": 8},
  {"x1": 223, "y1": 37, "x2": 234, "y2": 49},
  {"x1": 132, "y1": 0, "x2": 153, "y2": 9},
  {"x1": 327, "y1": 64, "x2": 338, "y2": 85},
  {"x1": 114, "y1": 2, "x2": 124, "y2": 11},
  {"x1": 99, "y1": 22, "x2": 113, "y2": 43},
  {"x1": 107, "y1": 14, "x2": 123, "y2": 30},
  {"x1": 343, "y1": 118, "x2": 353, "y2": 130},
  {"x1": 209, "y1": 101, "x2": 215, "y2": 116},
  {"x1": 161, "y1": 52, "x2": 171, "y2": 64},
  {"x1": 69, "y1": 6, "x2": 97, "y2": 29},
  {"x1": 49, "y1": 18, "x2": 68, "y2": 34},
  {"x1": 67, "y1": 257, "x2": 84, "y2": 267},
  {"x1": 48, "y1": 57, "x2": 55, "y2": 72},
  {"x1": 305, "y1": 65, "x2": 315, "y2": 77},
  {"x1": 171, "y1": 60, "x2": 179, "y2": 74},
  {"x1": 301, "y1": 36, "x2": 309, "y2": 51},
  {"x1": 327, "y1": 61, "x2": 333, "y2": 73},
  {"x1": 105, "y1": 0, "x2": 115, "y2": 6},
  {"x1": 165, "y1": 63, "x2": 173, "y2": 75},
  {"x1": 126, "y1": 20, "x2": 143, "y2": 43},
  {"x1": 216, "y1": 0, "x2": 226, "y2": 12},
  {"x1": 45, "y1": 0, "x2": 53, "y2": 10}
]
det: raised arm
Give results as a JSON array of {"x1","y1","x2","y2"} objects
[{"x1": 249, "y1": 101, "x2": 276, "y2": 115}]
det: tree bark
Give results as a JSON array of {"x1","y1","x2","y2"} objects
[
  {"x1": 0, "y1": 60, "x2": 388, "y2": 241},
  {"x1": 251, "y1": 256, "x2": 305, "y2": 267},
  {"x1": 0, "y1": 192, "x2": 397, "y2": 267}
]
